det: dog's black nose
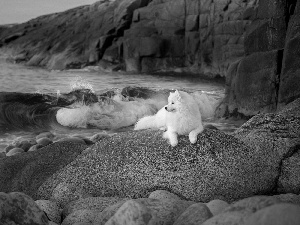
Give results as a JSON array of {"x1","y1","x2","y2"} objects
[{"x1": 165, "y1": 106, "x2": 167, "y2": 110}]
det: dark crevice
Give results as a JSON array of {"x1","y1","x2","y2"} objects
[
  {"x1": 275, "y1": 49, "x2": 284, "y2": 108},
  {"x1": 271, "y1": 143, "x2": 300, "y2": 194},
  {"x1": 285, "y1": 0, "x2": 296, "y2": 27}
]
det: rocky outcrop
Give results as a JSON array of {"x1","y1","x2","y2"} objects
[
  {"x1": 1, "y1": 0, "x2": 300, "y2": 116},
  {"x1": 217, "y1": 0, "x2": 299, "y2": 117},
  {"x1": 0, "y1": 0, "x2": 151, "y2": 70},
  {"x1": 99, "y1": 0, "x2": 257, "y2": 75},
  {"x1": 0, "y1": 0, "x2": 257, "y2": 77}
]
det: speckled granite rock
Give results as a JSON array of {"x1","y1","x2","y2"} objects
[
  {"x1": 148, "y1": 190, "x2": 182, "y2": 201},
  {"x1": 35, "y1": 199, "x2": 62, "y2": 224},
  {"x1": 37, "y1": 127, "x2": 280, "y2": 203},
  {"x1": 0, "y1": 142, "x2": 87, "y2": 198},
  {"x1": 234, "y1": 98, "x2": 300, "y2": 194},
  {"x1": 0, "y1": 192, "x2": 48, "y2": 225},
  {"x1": 51, "y1": 182, "x2": 93, "y2": 208},
  {"x1": 62, "y1": 209, "x2": 99, "y2": 225}
]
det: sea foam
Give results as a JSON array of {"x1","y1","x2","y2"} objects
[
  {"x1": 56, "y1": 90, "x2": 219, "y2": 130},
  {"x1": 56, "y1": 96, "x2": 165, "y2": 130}
]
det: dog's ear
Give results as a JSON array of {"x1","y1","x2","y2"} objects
[{"x1": 174, "y1": 90, "x2": 181, "y2": 101}]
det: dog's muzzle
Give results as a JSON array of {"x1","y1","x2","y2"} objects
[{"x1": 165, "y1": 106, "x2": 175, "y2": 112}]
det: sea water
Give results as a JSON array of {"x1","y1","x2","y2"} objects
[{"x1": 0, "y1": 54, "x2": 244, "y2": 152}]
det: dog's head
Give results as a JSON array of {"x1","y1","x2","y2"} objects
[{"x1": 165, "y1": 90, "x2": 182, "y2": 112}]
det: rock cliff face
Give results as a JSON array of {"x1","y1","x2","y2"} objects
[
  {"x1": 0, "y1": 0, "x2": 300, "y2": 116},
  {"x1": 0, "y1": 0, "x2": 257, "y2": 76},
  {"x1": 217, "y1": 0, "x2": 299, "y2": 117}
]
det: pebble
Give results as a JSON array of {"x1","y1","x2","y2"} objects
[
  {"x1": 5, "y1": 145, "x2": 14, "y2": 153},
  {"x1": 37, "y1": 137, "x2": 53, "y2": 146},
  {"x1": 71, "y1": 135, "x2": 95, "y2": 145},
  {"x1": 28, "y1": 144, "x2": 44, "y2": 152},
  {"x1": 148, "y1": 190, "x2": 182, "y2": 201},
  {"x1": 56, "y1": 137, "x2": 86, "y2": 145},
  {"x1": 36, "y1": 131, "x2": 55, "y2": 140},
  {"x1": 89, "y1": 133, "x2": 111, "y2": 143},
  {"x1": 2, "y1": 131, "x2": 101, "y2": 156},
  {"x1": 6, "y1": 147, "x2": 24, "y2": 156}
]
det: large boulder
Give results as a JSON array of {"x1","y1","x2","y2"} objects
[
  {"x1": 234, "y1": 98, "x2": 300, "y2": 194},
  {"x1": 36, "y1": 127, "x2": 282, "y2": 203},
  {"x1": 33, "y1": 98, "x2": 299, "y2": 204}
]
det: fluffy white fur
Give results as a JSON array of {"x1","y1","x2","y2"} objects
[{"x1": 134, "y1": 90, "x2": 204, "y2": 146}]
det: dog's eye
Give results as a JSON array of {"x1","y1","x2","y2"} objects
[{"x1": 171, "y1": 102, "x2": 174, "y2": 104}]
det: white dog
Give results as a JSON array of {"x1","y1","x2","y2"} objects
[{"x1": 134, "y1": 90, "x2": 204, "y2": 146}]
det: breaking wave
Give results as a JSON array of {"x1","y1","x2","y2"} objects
[{"x1": 0, "y1": 86, "x2": 220, "y2": 133}]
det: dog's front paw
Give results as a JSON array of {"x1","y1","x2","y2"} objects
[
  {"x1": 170, "y1": 139, "x2": 178, "y2": 147},
  {"x1": 163, "y1": 131, "x2": 169, "y2": 139},
  {"x1": 189, "y1": 133, "x2": 197, "y2": 144}
]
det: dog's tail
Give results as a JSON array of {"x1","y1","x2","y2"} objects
[{"x1": 134, "y1": 115, "x2": 158, "y2": 130}]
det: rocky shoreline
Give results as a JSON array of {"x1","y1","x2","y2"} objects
[
  {"x1": 1, "y1": 97, "x2": 300, "y2": 224},
  {"x1": 1, "y1": 0, "x2": 300, "y2": 223},
  {"x1": 1, "y1": 0, "x2": 300, "y2": 119}
]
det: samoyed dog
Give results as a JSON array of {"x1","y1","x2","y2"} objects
[{"x1": 134, "y1": 90, "x2": 204, "y2": 146}]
